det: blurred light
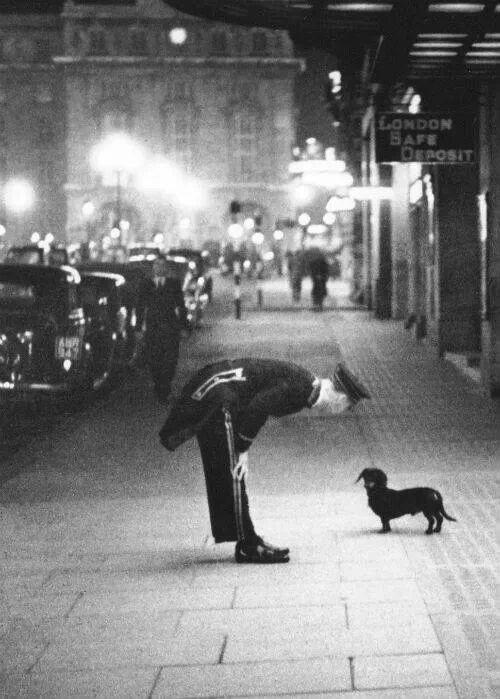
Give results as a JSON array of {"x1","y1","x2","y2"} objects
[
  {"x1": 228, "y1": 223, "x2": 244, "y2": 239},
  {"x1": 102, "y1": 236, "x2": 111, "y2": 248},
  {"x1": 137, "y1": 157, "x2": 180, "y2": 193},
  {"x1": 478, "y1": 193, "x2": 487, "y2": 243},
  {"x1": 31, "y1": 231, "x2": 40, "y2": 243},
  {"x1": 302, "y1": 171, "x2": 353, "y2": 188},
  {"x1": 323, "y1": 212, "x2": 336, "y2": 225},
  {"x1": 326, "y1": 196, "x2": 356, "y2": 212},
  {"x1": 328, "y1": 70, "x2": 342, "y2": 93},
  {"x1": 273, "y1": 229, "x2": 284, "y2": 241},
  {"x1": 82, "y1": 200, "x2": 95, "y2": 217},
  {"x1": 243, "y1": 217, "x2": 255, "y2": 230},
  {"x1": 350, "y1": 186, "x2": 394, "y2": 201},
  {"x1": 169, "y1": 27, "x2": 187, "y2": 45},
  {"x1": 409, "y1": 93, "x2": 422, "y2": 114},
  {"x1": 292, "y1": 184, "x2": 316, "y2": 206},
  {"x1": 251, "y1": 232, "x2": 264, "y2": 245},
  {"x1": 179, "y1": 217, "x2": 191, "y2": 230},
  {"x1": 307, "y1": 224, "x2": 328, "y2": 234},
  {"x1": 90, "y1": 132, "x2": 144, "y2": 176},
  {"x1": 45, "y1": 232, "x2": 55, "y2": 244},
  {"x1": 153, "y1": 232, "x2": 164, "y2": 245},
  {"x1": 110, "y1": 227, "x2": 121, "y2": 239},
  {"x1": 243, "y1": 259, "x2": 252, "y2": 271},
  {"x1": 63, "y1": 359, "x2": 72, "y2": 372},
  {"x1": 298, "y1": 212, "x2": 311, "y2": 226},
  {"x1": 176, "y1": 180, "x2": 208, "y2": 209},
  {"x1": 263, "y1": 251, "x2": 274, "y2": 262},
  {"x1": 306, "y1": 137, "x2": 317, "y2": 145},
  {"x1": 289, "y1": 159, "x2": 346, "y2": 174},
  {"x1": 119, "y1": 219, "x2": 130, "y2": 232},
  {"x1": 0, "y1": 224, "x2": 5, "y2": 236},
  {"x1": 4, "y1": 178, "x2": 35, "y2": 213}
]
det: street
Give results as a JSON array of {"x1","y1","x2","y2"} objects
[{"x1": 1, "y1": 274, "x2": 499, "y2": 698}]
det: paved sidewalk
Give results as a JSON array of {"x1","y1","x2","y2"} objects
[{"x1": 1, "y1": 274, "x2": 498, "y2": 698}]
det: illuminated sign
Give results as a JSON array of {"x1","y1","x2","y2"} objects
[{"x1": 375, "y1": 113, "x2": 475, "y2": 164}]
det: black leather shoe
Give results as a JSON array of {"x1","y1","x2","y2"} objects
[
  {"x1": 254, "y1": 536, "x2": 290, "y2": 556},
  {"x1": 334, "y1": 363, "x2": 371, "y2": 404},
  {"x1": 235, "y1": 540, "x2": 290, "y2": 564}
]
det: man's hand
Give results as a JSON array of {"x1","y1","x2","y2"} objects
[{"x1": 233, "y1": 452, "x2": 249, "y2": 481}]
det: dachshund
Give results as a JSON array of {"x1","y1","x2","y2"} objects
[{"x1": 356, "y1": 468, "x2": 456, "y2": 534}]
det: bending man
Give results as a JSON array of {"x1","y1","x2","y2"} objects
[{"x1": 159, "y1": 358, "x2": 370, "y2": 563}]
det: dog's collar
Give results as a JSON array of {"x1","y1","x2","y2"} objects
[{"x1": 307, "y1": 377, "x2": 321, "y2": 408}]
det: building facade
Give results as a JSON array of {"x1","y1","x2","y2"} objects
[{"x1": 0, "y1": 0, "x2": 303, "y2": 250}]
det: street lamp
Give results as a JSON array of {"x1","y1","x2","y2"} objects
[
  {"x1": 90, "y1": 132, "x2": 143, "y2": 239},
  {"x1": 3, "y1": 178, "x2": 35, "y2": 241}
]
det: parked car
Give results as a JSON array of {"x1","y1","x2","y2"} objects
[
  {"x1": 5, "y1": 244, "x2": 69, "y2": 267},
  {"x1": 128, "y1": 244, "x2": 163, "y2": 262},
  {"x1": 79, "y1": 271, "x2": 137, "y2": 378},
  {"x1": 0, "y1": 264, "x2": 133, "y2": 399},
  {"x1": 167, "y1": 247, "x2": 213, "y2": 301},
  {"x1": 165, "y1": 255, "x2": 209, "y2": 328}
]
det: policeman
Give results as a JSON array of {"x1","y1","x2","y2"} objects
[
  {"x1": 136, "y1": 256, "x2": 189, "y2": 404},
  {"x1": 160, "y1": 358, "x2": 370, "y2": 563}
]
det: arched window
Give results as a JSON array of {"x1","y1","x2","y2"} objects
[
  {"x1": 130, "y1": 28, "x2": 148, "y2": 56},
  {"x1": 97, "y1": 98, "x2": 131, "y2": 137},
  {"x1": 162, "y1": 85, "x2": 195, "y2": 173},
  {"x1": 162, "y1": 108, "x2": 194, "y2": 174},
  {"x1": 251, "y1": 31, "x2": 268, "y2": 56},
  {"x1": 88, "y1": 29, "x2": 108, "y2": 56},
  {"x1": 38, "y1": 117, "x2": 55, "y2": 147},
  {"x1": 232, "y1": 111, "x2": 258, "y2": 181},
  {"x1": 210, "y1": 30, "x2": 227, "y2": 56}
]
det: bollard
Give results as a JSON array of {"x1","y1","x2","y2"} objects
[
  {"x1": 233, "y1": 260, "x2": 242, "y2": 319},
  {"x1": 256, "y1": 259, "x2": 264, "y2": 309}
]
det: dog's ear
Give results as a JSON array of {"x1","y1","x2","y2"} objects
[{"x1": 355, "y1": 470, "x2": 367, "y2": 483}]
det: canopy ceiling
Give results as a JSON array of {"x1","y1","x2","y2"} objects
[{"x1": 164, "y1": 1, "x2": 500, "y2": 82}]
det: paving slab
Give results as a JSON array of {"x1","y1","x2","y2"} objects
[
  {"x1": 353, "y1": 652, "x2": 453, "y2": 690},
  {"x1": 153, "y1": 658, "x2": 351, "y2": 698}
]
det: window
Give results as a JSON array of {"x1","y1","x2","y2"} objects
[
  {"x1": 130, "y1": 28, "x2": 148, "y2": 56},
  {"x1": 162, "y1": 82, "x2": 195, "y2": 172},
  {"x1": 88, "y1": 29, "x2": 107, "y2": 56},
  {"x1": 251, "y1": 31, "x2": 268, "y2": 56},
  {"x1": 210, "y1": 30, "x2": 227, "y2": 56},
  {"x1": 98, "y1": 99, "x2": 130, "y2": 136},
  {"x1": 38, "y1": 117, "x2": 55, "y2": 146},
  {"x1": 34, "y1": 37, "x2": 51, "y2": 62},
  {"x1": 163, "y1": 106, "x2": 195, "y2": 173},
  {"x1": 233, "y1": 111, "x2": 258, "y2": 181}
]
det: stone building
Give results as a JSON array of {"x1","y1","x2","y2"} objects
[{"x1": 0, "y1": 0, "x2": 303, "y2": 249}]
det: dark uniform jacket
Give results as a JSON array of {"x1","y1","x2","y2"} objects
[
  {"x1": 136, "y1": 277, "x2": 187, "y2": 339},
  {"x1": 159, "y1": 358, "x2": 319, "y2": 452}
]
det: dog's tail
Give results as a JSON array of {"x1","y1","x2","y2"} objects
[{"x1": 441, "y1": 505, "x2": 457, "y2": 522}]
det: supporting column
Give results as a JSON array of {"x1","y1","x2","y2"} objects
[
  {"x1": 435, "y1": 164, "x2": 481, "y2": 357},
  {"x1": 482, "y1": 82, "x2": 500, "y2": 396}
]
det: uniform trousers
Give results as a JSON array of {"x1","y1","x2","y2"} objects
[
  {"x1": 197, "y1": 408, "x2": 256, "y2": 543},
  {"x1": 145, "y1": 328, "x2": 180, "y2": 403}
]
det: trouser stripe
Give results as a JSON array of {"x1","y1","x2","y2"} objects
[{"x1": 223, "y1": 408, "x2": 244, "y2": 541}]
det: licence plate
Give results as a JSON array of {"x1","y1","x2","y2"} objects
[{"x1": 55, "y1": 336, "x2": 81, "y2": 360}]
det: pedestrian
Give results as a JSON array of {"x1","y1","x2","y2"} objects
[
  {"x1": 289, "y1": 251, "x2": 304, "y2": 303},
  {"x1": 309, "y1": 252, "x2": 329, "y2": 311},
  {"x1": 159, "y1": 358, "x2": 370, "y2": 563},
  {"x1": 136, "y1": 255, "x2": 189, "y2": 404}
]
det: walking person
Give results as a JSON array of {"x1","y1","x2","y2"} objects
[
  {"x1": 136, "y1": 256, "x2": 189, "y2": 404},
  {"x1": 159, "y1": 358, "x2": 370, "y2": 563},
  {"x1": 309, "y1": 252, "x2": 329, "y2": 311}
]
